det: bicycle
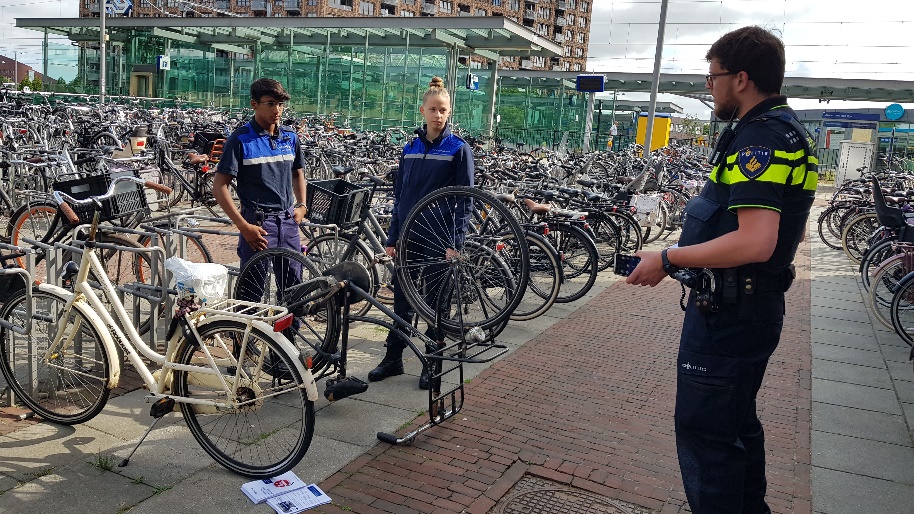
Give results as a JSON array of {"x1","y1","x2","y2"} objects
[{"x1": 0, "y1": 176, "x2": 319, "y2": 478}]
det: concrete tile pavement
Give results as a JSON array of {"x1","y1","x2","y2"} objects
[{"x1": 1, "y1": 190, "x2": 913, "y2": 513}]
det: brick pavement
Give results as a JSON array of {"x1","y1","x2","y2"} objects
[{"x1": 315, "y1": 237, "x2": 813, "y2": 514}]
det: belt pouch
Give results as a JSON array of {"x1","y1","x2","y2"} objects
[{"x1": 722, "y1": 268, "x2": 738, "y2": 305}]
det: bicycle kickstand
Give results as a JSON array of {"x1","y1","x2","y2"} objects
[{"x1": 118, "y1": 397, "x2": 176, "y2": 468}]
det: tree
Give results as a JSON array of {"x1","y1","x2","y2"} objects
[
  {"x1": 31, "y1": 76, "x2": 42, "y2": 92},
  {"x1": 18, "y1": 77, "x2": 31, "y2": 92},
  {"x1": 0, "y1": 76, "x2": 10, "y2": 85}
]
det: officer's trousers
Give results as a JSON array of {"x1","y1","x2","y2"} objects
[
  {"x1": 675, "y1": 292, "x2": 784, "y2": 514},
  {"x1": 386, "y1": 241, "x2": 449, "y2": 349}
]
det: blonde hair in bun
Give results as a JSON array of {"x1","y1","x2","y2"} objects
[{"x1": 422, "y1": 76, "x2": 451, "y2": 105}]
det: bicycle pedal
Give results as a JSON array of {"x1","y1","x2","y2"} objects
[
  {"x1": 323, "y1": 376, "x2": 368, "y2": 402},
  {"x1": 150, "y1": 397, "x2": 175, "y2": 418}
]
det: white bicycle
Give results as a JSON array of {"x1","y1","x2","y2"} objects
[{"x1": 0, "y1": 176, "x2": 319, "y2": 478}]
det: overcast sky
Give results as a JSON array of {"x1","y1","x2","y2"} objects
[{"x1": 1, "y1": 0, "x2": 911, "y2": 117}]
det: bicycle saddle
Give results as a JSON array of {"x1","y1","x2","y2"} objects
[
  {"x1": 185, "y1": 153, "x2": 208, "y2": 165},
  {"x1": 495, "y1": 192, "x2": 516, "y2": 203},
  {"x1": 523, "y1": 198, "x2": 551, "y2": 215},
  {"x1": 332, "y1": 165, "x2": 354, "y2": 177},
  {"x1": 584, "y1": 191, "x2": 606, "y2": 202}
]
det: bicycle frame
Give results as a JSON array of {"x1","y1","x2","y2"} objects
[{"x1": 37, "y1": 236, "x2": 318, "y2": 408}]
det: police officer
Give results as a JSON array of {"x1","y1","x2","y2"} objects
[{"x1": 626, "y1": 26, "x2": 817, "y2": 513}]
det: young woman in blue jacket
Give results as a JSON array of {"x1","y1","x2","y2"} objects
[{"x1": 367, "y1": 76, "x2": 475, "y2": 389}]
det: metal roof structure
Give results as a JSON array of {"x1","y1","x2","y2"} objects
[
  {"x1": 16, "y1": 16, "x2": 562, "y2": 62},
  {"x1": 494, "y1": 70, "x2": 914, "y2": 104}
]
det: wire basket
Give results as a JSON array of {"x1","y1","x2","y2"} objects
[
  {"x1": 54, "y1": 170, "x2": 150, "y2": 224},
  {"x1": 306, "y1": 179, "x2": 371, "y2": 228}
]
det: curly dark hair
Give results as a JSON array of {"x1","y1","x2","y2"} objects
[
  {"x1": 706, "y1": 26, "x2": 785, "y2": 95},
  {"x1": 250, "y1": 78, "x2": 290, "y2": 102}
]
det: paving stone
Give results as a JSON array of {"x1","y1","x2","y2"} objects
[
  {"x1": 811, "y1": 318, "x2": 877, "y2": 338},
  {"x1": 812, "y1": 431, "x2": 914, "y2": 483},
  {"x1": 812, "y1": 358, "x2": 893, "y2": 389},
  {"x1": 0, "y1": 463, "x2": 155, "y2": 514},
  {"x1": 886, "y1": 360, "x2": 914, "y2": 384},
  {"x1": 812, "y1": 401, "x2": 910, "y2": 445},
  {"x1": 811, "y1": 328, "x2": 879, "y2": 350},
  {"x1": 812, "y1": 343, "x2": 886, "y2": 368},
  {"x1": 811, "y1": 466, "x2": 914, "y2": 514},
  {"x1": 0, "y1": 422, "x2": 122, "y2": 482},
  {"x1": 810, "y1": 308, "x2": 872, "y2": 324},
  {"x1": 812, "y1": 378, "x2": 901, "y2": 415}
]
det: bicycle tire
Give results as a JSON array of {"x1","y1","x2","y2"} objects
[
  {"x1": 396, "y1": 186, "x2": 529, "y2": 333},
  {"x1": 642, "y1": 200, "x2": 670, "y2": 244},
  {"x1": 869, "y1": 255, "x2": 909, "y2": 328},
  {"x1": 545, "y1": 221, "x2": 599, "y2": 303},
  {"x1": 0, "y1": 288, "x2": 111, "y2": 424},
  {"x1": 509, "y1": 231, "x2": 562, "y2": 321},
  {"x1": 305, "y1": 233, "x2": 379, "y2": 317},
  {"x1": 173, "y1": 318, "x2": 315, "y2": 478},
  {"x1": 816, "y1": 205, "x2": 847, "y2": 250},
  {"x1": 0, "y1": 188, "x2": 14, "y2": 242},
  {"x1": 889, "y1": 272, "x2": 914, "y2": 347},
  {"x1": 859, "y1": 239, "x2": 896, "y2": 293},
  {"x1": 158, "y1": 165, "x2": 188, "y2": 208},
  {"x1": 234, "y1": 247, "x2": 340, "y2": 354},
  {"x1": 841, "y1": 213, "x2": 880, "y2": 264},
  {"x1": 603, "y1": 210, "x2": 643, "y2": 253},
  {"x1": 9, "y1": 201, "x2": 58, "y2": 268},
  {"x1": 586, "y1": 213, "x2": 623, "y2": 272},
  {"x1": 201, "y1": 171, "x2": 238, "y2": 217}
]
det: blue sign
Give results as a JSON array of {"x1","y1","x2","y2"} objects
[
  {"x1": 880, "y1": 137, "x2": 899, "y2": 143},
  {"x1": 885, "y1": 103, "x2": 905, "y2": 121},
  {"x1": 576, "y1": 75, "x2": 605, "y2": 93},
  {"x1": 822, "y1": 112, "x2": 880, "y2": 122},
  {"x1": 465, "y1": 73, "x2": 479, "y2": 91}
]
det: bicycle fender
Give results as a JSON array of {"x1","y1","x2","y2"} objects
[
  {"x1": 252, "y1": 319, "x2": 320, "y2": 402},
  {"x1": 35, "y1": 284, "x2": 122, "y2": 390},
  {"x1": 201, "y1": 315, "x2": 320, "y2": 402}
]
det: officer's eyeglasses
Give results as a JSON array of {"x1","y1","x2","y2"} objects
[
  {"x1": 705, "y1": 71, "x2": 738, "y2": 86},
  {"x1": 256, "y1": 100, "x2": 286, "y2": 109}
]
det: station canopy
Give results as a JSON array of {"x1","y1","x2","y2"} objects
[{"x1": 16, "y1": 16, "x2": 562, "y2": 62}]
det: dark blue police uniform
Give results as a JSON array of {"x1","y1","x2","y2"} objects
[
  {"x1": 215, "y1": 119, "x2": 306, "y2": 303},
  {"x1": 675, "y1": 96, "x2": 817, "y2": 513},
  {"x1": 385, "y1": 122, "x2": 474, "y2": 347}
]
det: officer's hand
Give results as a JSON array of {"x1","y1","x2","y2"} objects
[
  {"x1": 385, "y1": 246, "x2": 396, "y2": 258},
  {"x1": 445, "y1": 248, "x2": 460, "y2": 260},
  {"x1": 625, "y1": 250, "x2": 667, "y2": 287},
  {"x1": 241, "y1": 222, "x2": 269, "y2": 252},
  {"x1": 293, "y1": 205, "x2": 307, "y2": 224}
]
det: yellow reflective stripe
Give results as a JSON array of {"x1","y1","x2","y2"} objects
[
  {"x1": 803, "y1": 169, "x2": 818, "y2": 190},
  {"x1": 716, "y1": 162, "x2": 793, "y2": 185},
  {"x1": 774, "y1": 149, "x2": 805, "y2": 161},
  {"x1": 729, "y1": 204, "x2": 782, "y2": 213}
]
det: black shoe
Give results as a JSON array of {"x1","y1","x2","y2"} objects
[
  {"x1": 419, "y1": 366, "x2": 430, "y2": 390},
  {"x1": 367, "y1": 358, "x2": 404, "y2": 382}
]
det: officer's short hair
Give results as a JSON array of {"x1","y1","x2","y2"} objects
[
  {"x1": 251, "y1": 78, "x2": 291, "y2": 102},
  {"x1": 706, "y1": 26, "x2": 785, "y2": 96}
]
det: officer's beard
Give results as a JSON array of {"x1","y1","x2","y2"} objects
[{"x1": 714, "y1": 99, "x2": 741, "y2": 121}]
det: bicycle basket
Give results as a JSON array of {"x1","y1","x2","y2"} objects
[
  {"x1": 305, "y1": 179, "x2": 371, "y2": 227},
  {"x1": 54, "y1": 169, "x2": 149, "y2": 224}
]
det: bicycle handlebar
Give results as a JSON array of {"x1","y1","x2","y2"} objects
[{"x1": 52, "y1": 176, "x2": 173, "y2": 224}]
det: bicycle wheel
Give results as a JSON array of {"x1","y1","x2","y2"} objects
[
  {"x1": 859, "y1": 239, "x2": 896, "y2": 293},
  {"x1": 305, "y1": 234, "x2": 379, "y2": 317},
  {"x1": 235, "y1": 247, "x2": 340, "y2": 355},
  {"x1": 817, "y1": 205, "x2": 848, "y2": 250},
  {"x1": 547, "y1": 222, "x2": 599, "y2": 303},
  {"x1": 173, "y1": 318, "x2": 315, "y2": 478},
  {"x1": 841, "y1": 213, "x2": 880, "y2": 264},
  {"x1": 201, "y1": 172, "x2": 238, "y2": 217},
  {"x1": 603, "y1": 210, "x2": 642, "y2": 253},
  {"x1": 890, "y1": 273, "x2": 914, "y2": 347},
  {"x1": 0, "y1": 288, "x2": 111, "y2": 424},
  {"x1": 870, "y1": 256, "x2": 910, "y2": 328},
  {"x1": 397, "y1": 186, "x2": 529, "y2": 333},
  {"x1": 586, "y1": 213, "x2": 623, "y2": 272},
  {"x1": 642, "y1": 201, "x2": 669, "y2": 244},
  {"x1": 509, "y1": 231, "x2": 562, "y2": 321},
  {"x1": 0, "y1": 188, "x2": 14, "y2": 242},
  {"x1": 9, "y1": 201, "x2": 57, "y2": 268}
]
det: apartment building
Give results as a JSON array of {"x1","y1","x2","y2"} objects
[{"x1": 79, "y1": 0, "x2": 592, "y2": 71}]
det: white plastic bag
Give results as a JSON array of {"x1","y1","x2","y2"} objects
[{"x1": 164, "y1": 256, "x2": 228, "y2": 303}]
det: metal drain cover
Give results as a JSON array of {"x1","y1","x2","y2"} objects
[{"x1": 492, "y1": 476, "x2": 656, "y2": 514}]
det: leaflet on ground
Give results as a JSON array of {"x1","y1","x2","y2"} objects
[
  {"x1": 266, "y1": 484, "x2": 332, "y2": 513},
  {"x1": 240, "y1": 471, "x2": 307, "y2": 504}
]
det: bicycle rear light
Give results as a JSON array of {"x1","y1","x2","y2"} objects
[{"x1": 273, "y1": 313, "x2": 294, "y2": 332}]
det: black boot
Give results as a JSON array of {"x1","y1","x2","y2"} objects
[
  {"x1": 419, "y1": 342, "x2": 441, "y2": 390},
  {"x1": 368, "y1": 343, "x2": 404, "y2": 382},
  {"x1": 419, "y1": 366, "x2": 430, "y2": 390}
]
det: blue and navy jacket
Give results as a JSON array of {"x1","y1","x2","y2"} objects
[
  {"x1": 386, "y1": 122, "x2": 474, "y2": 246},
  {"x1": 215, "y1": 119, "x2": 304, "y2": 211}
]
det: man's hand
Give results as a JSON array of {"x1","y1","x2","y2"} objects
[
  {"x1": 625, "y1": 250, "x2": 667, "y2": 287},
  {"x1": 385, "y1": 246, "x2": 396, "y2": 258},
  {"x1": 445, "y1": 248, "x2": 460, "y2": 260},
  {"x1": 241, "y1": 222, "x2": 269, "y2": 252},
  {"x1": 293, "y1": 205, "x2": 308, "y2": 224}
]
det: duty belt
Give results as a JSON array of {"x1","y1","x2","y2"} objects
[{"x1": 720, "y1": 265, "x2": 796, "y2": 304}]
